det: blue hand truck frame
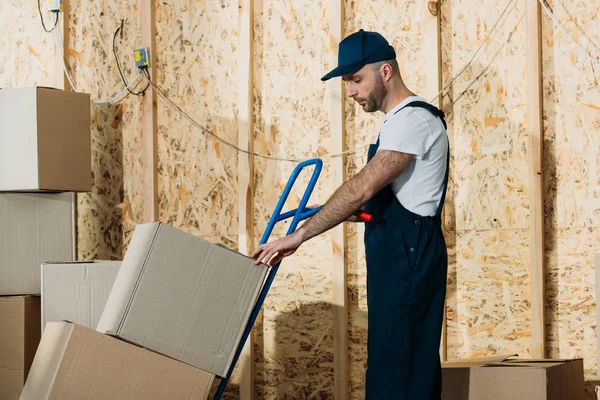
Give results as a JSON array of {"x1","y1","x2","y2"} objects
[{"x1": 214, "y1": 158, "x2": 324, "y2": 399}]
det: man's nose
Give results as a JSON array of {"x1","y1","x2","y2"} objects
[{"x1": 346, "y1": 84, "x2": 356, "y2": 98}]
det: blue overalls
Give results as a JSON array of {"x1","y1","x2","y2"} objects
[{"x1": 363, "y1": 101, "x2": 449, "y2": 400}]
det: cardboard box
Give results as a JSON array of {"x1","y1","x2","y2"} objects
[
  {"x1": 42, "y1": 261, "x2": 121, "y2": 330},
  {"x1": 0, "y1": 86, "x2": 91, "y2": 192},
  {"x1": 0, "y1": 296, "x2": 41, "y2": 400},
  {"x1": 21, "y1": 322, "x2": 214, "y2": 400},
  {"x1": 0, "y1": 192, "x2": 75, "y2": 295},
  {"x1": 442, "y1": 355, "x2": 584, "y2": 399},
  {"x1": 96, "y1": 222, "x2": 269, "y2": 377}
]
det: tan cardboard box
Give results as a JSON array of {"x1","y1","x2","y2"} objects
[
  {"x1": 0, "y1": 296, "x2": 41, "y2": 400},
  {"x1": 21, "y1": 322, "x2": 214, "y2": 400},
  {"x1": 442, "y1": 355, "x2": 584, "y2": 399},
  {"x1": 0, "y1": 192, "x2": 75, "y2": 295},
  {"x1": 41, "y1": 261, "x2": 121, "y2": 330},
  {"x1": 96, "y1": 222, "x2": 269, "y2": 377},
  {"x1": 0, "y1": 87, "x2": 91, "y2": 192}
]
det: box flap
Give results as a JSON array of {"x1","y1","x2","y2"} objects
[
  {"x1": 96, "y1": 223, "x2": 161, "y2": 335},
  {"x1": 442, "y1": 354, "x2": 517, "y2": 368},
  {"x1": 44, "y1": 260, "x2": 121, "y2": 265},
  {"x1": 20, "y1": 321, "x2": 74, "y2": 400},
  {"x1": 485, "y1": 358, "x2": 583, "y2": 368}
]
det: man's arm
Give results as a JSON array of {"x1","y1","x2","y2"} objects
[
  {"x1": 251, "y1": 149, "x2": 413, "y2": 265},
  {"x1": 295, "y1": 149, "x2": 412, "y2": 242}
]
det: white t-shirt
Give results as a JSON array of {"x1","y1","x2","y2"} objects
[{"x1": 375, "y1": 96, "x2": 448, "y2": 217}]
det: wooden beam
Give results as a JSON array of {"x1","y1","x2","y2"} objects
[
  {"x1": 141, "y1": 0, "x2": 158, "y2": 223},
  {"x1": 238, "y1": 0, "x2": 255, "y2": 398},
  {"x1": 53, "y1": 0, "x2": 70, "y2": 90},
  {"x1": 328, "y1": 1, "x2": 347, "y2": 398},
  {"x1": 52, "y1": 1, "x2": 78, "y2": 258},
  {"x1": 424, "y1": 0, "x2": 447, "y2": 362},
  {"x1": 526, "y1": 0, "x2": 545, "y2": 359}
]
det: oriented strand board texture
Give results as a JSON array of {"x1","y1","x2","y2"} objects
[
  {"x1": 69, "y1": 1, "x2": 145, "y2": 259},
  {"x1": 155, "y1": 2, "x2": 240, "y2": 397},
  {"x1": 344, "y1": 1, "x2": 435, "y2": 396},
  {"x1": 441, "y1": 0, "x2": 532, "y2": 360},
  {"x1": 0, "y1": 2, "x2": 57, "y2": 87},
  {"x1": 155, "y1": 1, "x2": 238, "y2": 239},
  {"x1": 448, "y1": 229, "x2": 532, "y2": 357},
  {"x1": 542, "y1": 0, "x2": 600, "y2": 384},
  {"x1": 252, "y1": 0, "x2": 335, "y2": 397}
]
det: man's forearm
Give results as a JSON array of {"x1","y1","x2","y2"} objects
[{"x1": 297, "y1": 178, "x2": 370, "y2": 242}]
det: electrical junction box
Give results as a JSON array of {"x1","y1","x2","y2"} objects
[
  {"x1": 134, "y1": 48, "x2": 151, "y2": 68},
  {"x1": 48, "y1": 0, "x2": 62, "y2": 12}
]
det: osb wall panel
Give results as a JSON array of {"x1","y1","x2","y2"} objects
[
  {"x1": 155, "y1": 1, "x2": 238, "y2": 239},
  {"x1": 542, "y1": 0, "x2": 600, "y2": 383},
  {"x1": 448, "y1": 229, "x2": 532, "y2": 357},
  {"x1": 252, "y1": 0, "x2": 335, "y2": 397},
  {"x1": 0, "y1": 2, "x2": 57, "y2": 88},
  {"x1": 69, "y1": 1, "x2": 145, "y2": 259},
  {"x1": 440, "y1": 0, "x2": 531, "y2": 360},
  {"x1": 155, "y1": 1, "x2": 241, "y2": 396},
  {"x1": 344, "y1": 1, "x2": 435, "y2": 396}
]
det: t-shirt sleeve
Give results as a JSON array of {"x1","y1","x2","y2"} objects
[{"x1": 377, "y1": 108, "x2": 439, "y2": 159}]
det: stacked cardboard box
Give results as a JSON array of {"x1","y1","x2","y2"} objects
[
  {"x1": 0, "y1": 296, "x2": 41, "y2": 400},
  {"x1": 22, "y1": 222, "x2": 269, "y2": 399},
  {"x1": 21, "y1": 322, "x2": 215, "y2": 400},
  {"x1": 41, "y1": 261, "x2": 121, "y2": 330},
  {"x1": 1, "y1": 88, "x2": 268, "y2": 398},
  {"x1": 442, "y1": 355, "x2": 585, "y2": 399},
  {"x1": 96, "y1": 222, "x2": 270, "y2": 377},
  {"x1": 0, "y1": 86, "x2": 90, "y2": 399}
]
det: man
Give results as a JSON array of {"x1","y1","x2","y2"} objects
[{"x1": 252, "y1": 29, "x2": 449, "y2": 400}]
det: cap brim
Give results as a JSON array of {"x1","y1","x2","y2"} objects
[{"x1": 321, "y1": 62, "x2": 366, "y2": 81}]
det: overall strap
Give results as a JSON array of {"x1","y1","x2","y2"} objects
[
  {"x1": 393, "y1": 100, "x2": 450, "y2": 217},
  {"x1": 392, "y1": 100, "x2": 447, "y2": 130}
]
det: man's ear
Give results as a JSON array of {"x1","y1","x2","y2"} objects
[{"x1": 380, "y1": 63, "x2": 393, "y2": 82}]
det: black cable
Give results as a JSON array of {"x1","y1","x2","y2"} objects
[
  {"x1": 38, "y1": 0, "x2": 59, "y2": 33},
  {"x1": 113, "y1": 21, "x2": 149, "y2": 96}
]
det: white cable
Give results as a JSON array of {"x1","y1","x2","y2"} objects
[
  {"x1": 429, "y1": 0, "x2": 517, "y2": 104},
  {"x1": 453, "y1": 12, "x2": 524, "y2": 104},
  {"x1": 144, "y1": 0, "x2": 518, "y2": 162},
  {"x1": 539, "y1": 0, "x2": 600, "y2": 68},
  {"x1": 52, "y1": 18, "x2": 141, "y2": 105},
  {"x1": 53, "y1": 27, "x2": 78, "y2": 92},
  {"x1": 92, "y1": 72, "x2": 143, "y2": 104}
]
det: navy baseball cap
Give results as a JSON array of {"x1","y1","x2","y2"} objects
[{"x1": 321, "y1": 29, "x2": 396, "y2": 81}]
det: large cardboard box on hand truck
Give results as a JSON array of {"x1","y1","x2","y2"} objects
[
  {"x1": 442, "y1": 355, "x2": 584, "y2": 399},
  {"x1": 0, "y1": 296, "x2": 41, "y2": 400},
  {"x1": 96, "y1": 222, "x2": 269, "y2": 377},
  {"x1": 42, "y1": 261, "x2": 121, "y2": 330},
  {"x1": 0, "y1": 87, "x2": 91, "y2": 192},
  {"x1": 0, "y1": 192, "x2": 75, "y2": 295},
  {"x1": 21, "y1": 322, "x2": 214, "y2": 400}
]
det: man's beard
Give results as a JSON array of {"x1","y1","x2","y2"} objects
[{"x1": 362, "y1": 76, "x2": 387, "y2": 113}]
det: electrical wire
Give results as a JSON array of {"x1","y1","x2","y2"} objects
[
  {"x1": 92, "y1": 72, "x2": 143, "y2": 105},
  {"x1": 52, "y1": 18, "x2": 142, "y2": 105},
  {"x1": 114, "y1": 20, "x2": 149, "y2": 96},
  {"x1": 38, "y1": 0, "x2": 58, "y2": 33},
  {"x1": 429, "y1": 0, "x2": 517, "y2": 105},
  {"x1": 538, "y1": 0, "x2": 600, "y2": 69},
  {"x1": 453, "y1": 12, "x2": 525, "y2": 105},
  {"x1": 142, "y1": 0, "x2": 520, "y2": 163}
]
